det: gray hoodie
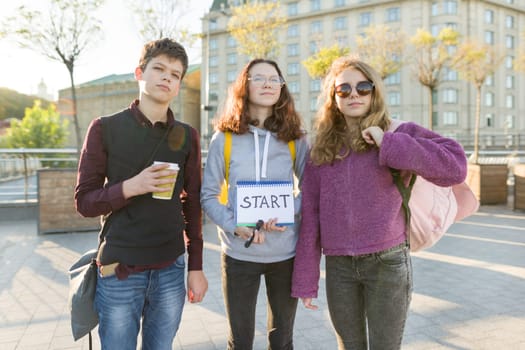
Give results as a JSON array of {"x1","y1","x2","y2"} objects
[{"x1": 201, "y1": 125, "x2": 308, "y2": 263}]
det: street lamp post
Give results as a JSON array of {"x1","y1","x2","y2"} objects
[{"x1": 201, "y1": 16, "x2": 216, "y2": 149}]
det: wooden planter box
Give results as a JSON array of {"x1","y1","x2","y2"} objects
[
  {"x1": 466, "y1": 163, "x2": 508, "y2": 205},
  {"x1": 514, "y1": 164, "x2": 525, "y2": 211},
  {"x1": 37, "y1": 168, "x2": 100, "y2": 234}
]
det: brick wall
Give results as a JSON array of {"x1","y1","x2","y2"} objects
[{"x1": 37, "y1": 169, "x2": 100, "y2": 234}]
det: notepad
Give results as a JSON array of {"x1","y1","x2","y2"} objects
[{"x1": 235, "y1": 181, "x2": 294, "y2": 227}]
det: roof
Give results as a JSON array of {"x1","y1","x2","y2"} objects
[{"x1": 75, "y1": 64, "x2": 200, "y2": 88}]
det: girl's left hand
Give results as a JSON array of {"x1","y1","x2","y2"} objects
[
  {"x1": 362, "y1": 126, "x2": 384, "y2": 147},
  {"x1": 263, "y1": 218, "x2": 286, "y2": 232}
]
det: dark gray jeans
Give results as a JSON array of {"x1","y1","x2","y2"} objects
[
  {"x1": 325, "y1": 243, "x2": 413, "y2": 350},
  {"x1": 221, "y1": 254, "x2": 298, "y2": 350}
]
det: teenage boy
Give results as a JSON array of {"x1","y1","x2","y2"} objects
[{"x1": 75, "y1": 38, "x2": 208, "y2": 349}]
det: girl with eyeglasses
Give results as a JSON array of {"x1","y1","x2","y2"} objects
[
  {"x1": 201, "y1": 58, "x2": 309, "y2": 350},
  {"x1": 291, "y1": 56, "x2": 467, "y2": 350}
]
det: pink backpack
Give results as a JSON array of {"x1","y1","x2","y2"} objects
[{"x1": 389, "y1": 120, "x2": 479, "y2": 251}]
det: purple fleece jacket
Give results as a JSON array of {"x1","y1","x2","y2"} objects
[{"x1": 291, "y1": 122, "x2": 467, "y2": 298}]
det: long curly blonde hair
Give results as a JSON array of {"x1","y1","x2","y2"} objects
[{"x1": 310, "y1": 57, "x2": 391, "y2": 165}]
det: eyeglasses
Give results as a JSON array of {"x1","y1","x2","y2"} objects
[
  {"x1": 248, "y1": 74, "x2": 285, "y2": 88},
  {"x1": 335, "y1": 81, "x2": 374, "y2": 98}
]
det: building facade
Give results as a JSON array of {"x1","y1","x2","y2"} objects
[
  {"x1": 201, "y1": 0, "x2": 525, "y2": 150},
  {"x1": 58, "y1": 65, "x2": 201, "y2": 148}
]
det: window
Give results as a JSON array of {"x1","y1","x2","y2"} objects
[
  {"x1": 506, "y1": 56, "x2": 514, "y2": 69},
  {"x1": 443, "y1": 0, "x2": 457, "y2": 14},
  {"x1": 485, "y1": 113, "x2": 494, "y2": 127},
  {"x1": 227, "y1": 71, "x2": 236, "y2": 83},
  {"x1": 309, "y1": 41, "x2": 317, "y2": 54},
  {"x1": 506, "y1": 95, "x2": 514, "y2": 108},
  {"x1": 310, "y1": 0, "x2": 321, "y2": 11},
  {"x1": 388, "y1": 92, "x2": 400, "y2": 106},
  {"x1": 288, "y1": 24, "x2": 299, "y2": 37},
  {"x1": 506, "y1": 75, "x2": 514, "y2": 89},
  {"x1": 485, "y1": 92, "x2": 494, "y2": 107},
  {"x1": 431, "y1": 2, "x2": 439, "y2": 16},
  {"x1": 485, "y1": 31, "x2": 494, "y2": 45},
  {"x1": 443, "y1": 112, "x2": 458, "y2": 125},
  {"x1": 288, "y1": 81, "x2": 299, "y2": 94},
  {"x1": 443, "y1": 68, "x2": 458, "y2": 81},
  {"x1": 443, "y1": 88, "x2": 458, "y2": 103},
  {"x1": 386, "y1": 7, "x2": 400, "y2": 22},
  {"x1": 288, "y1": 63, "x2": 300, "y2": 76},
  {"x1": 227, "y1": 53, "x2": 237, "y2": 65},
  {"x1": 335, "y1": 0, "x2": 345, "y2": 7},
  {"x1": 287, "y1": 43, "x2": 299, "y2": 57},
  {"x1": 334, "y1": 17, "x2": 347, "y2": 31},
  {"x1": 485, "y1": 9, "x2": 494, "y2": 24},
  {"x1": 209, "y1": 72, "x2": 218, "y2": 84},
  {"x1": 288, "y1": 2, "x2": 298, "y2": 16},
  {"x1": 431, "y1": 24, "x2": 440, "y2": 37},
  {"x1": 209, "y1": 38, "x2": 218, "y2": 50},
  {"x1": 391, "y1": 113, "x2": 400, "y2": 120},
  {"x1": 209, "y1": 20, "x2": 219, "y2": 30},
  {"x1": 485, "y1": 74, "x2": 494, "y2": 86},
  {"x1": 227, "y1": 37, "x2": 236, "y2": 48},
  {"x1": 506, "y1": 35, "x2": 514, "y2": 49},
  {"x1": 209, "y1": 56, "x2": 218, "y2": 67},
  {"x1": 360, "y1": 12, "x2": 372, "y2": 26},
  {"x1": 385, "y1": 72, "x2": 400, "y2": 85},
  {"x1": 310, "y1": 97, "x2": 318, "y2": 111},
  {"x1": 505, "y1": 115, "x2": 515, "y2": 128},
  {"x1": 310, "y1": 79, "x2": 321, "y2": 92},
  {"x1": 310, "y1": 21, "x2": 322, "y2": 34},
  {"x1": 506, "y1": 15, "x2": 514, "y2": 29}
]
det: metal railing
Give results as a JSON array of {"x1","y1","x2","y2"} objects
[
  {"x1": 1, "y1": 148, "x2": 524, "y2": 204},
  {"x1": 0, "y1": 148, "x2": 78, "y2": 203}
]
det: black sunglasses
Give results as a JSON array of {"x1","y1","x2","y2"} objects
[{"x1": 335, "y1": 81, "x2": 374, "y2": 98}]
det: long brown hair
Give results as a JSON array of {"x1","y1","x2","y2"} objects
[
  {"x1": 214, "y1": 58, "x2": 303, "y2": 142},
  {"x1": 310, "y1": 57, "x2": 390, "y2": 165}
]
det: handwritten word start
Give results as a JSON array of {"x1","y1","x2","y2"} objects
[{"x1": 239, "y1": 194, "x2": 292, "y2": 209}]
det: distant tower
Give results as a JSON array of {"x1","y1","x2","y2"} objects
[{"x1": 37, "y1": 78, "x2": 54, "y2": 101}]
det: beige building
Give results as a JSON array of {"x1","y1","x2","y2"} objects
[
  {"x1": 58, "y1": 65, "x2": 201, "y2": 148},
  {"x1": 202, "y1": 0, "x2": 525, "y2": 150}
]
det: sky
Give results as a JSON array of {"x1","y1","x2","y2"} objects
[{"x1": 0, "y1": 0, "x2": 214, "y2": 99}]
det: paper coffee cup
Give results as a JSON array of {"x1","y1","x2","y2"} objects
[{"x1": 152, "y1": 161, "x2": 179, "y2": 200}]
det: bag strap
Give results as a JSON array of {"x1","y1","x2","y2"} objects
[
  {"x1": 390, "y1": 168, "x2": 416, "y2": 247},
  {"x1": 223, "y1": 131, "x2": 296, "y2": 184}
]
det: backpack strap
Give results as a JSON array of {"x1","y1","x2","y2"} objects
[
  {"x1": 390, "y1": 168, "x2": 416, "y2": 247},
  {"x1": 220, "y1": 131, "x2": 296, "y2": 205}
]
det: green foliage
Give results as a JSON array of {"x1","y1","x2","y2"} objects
[
  {"x1": 4, "y1": 100, "x2": 68, "y2": 148},
  {"x1": 302, "y1": 44, "x2": 350, "y2": 79},
  {"x1": 0, "y1": 88, "x2": 52, "y2": 120},
  {"x1": 355, "y1": 24, "x2": 406, "y2": 79},
  {"x1": 227, "y1": 1, "x2": 286, "y2": 59}
]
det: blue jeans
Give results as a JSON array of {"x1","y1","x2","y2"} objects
[
  {"x1": 94, "y1": 255, "x2": 186, "y2": 350},
  {"x1": 325, "y1": 243, "x2": 412, "y2": 350},
  {"x1": 222, "y1": 254, "x2": 298, "y2": 350}
]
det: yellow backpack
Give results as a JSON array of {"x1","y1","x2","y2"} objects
[{"x1": 219, "y1": 132, "x2": 296, "y2": 205}]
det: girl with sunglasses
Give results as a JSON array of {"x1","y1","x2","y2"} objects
[{"x1": 291, "y1": 56, "x2": 467, "y2": 350}]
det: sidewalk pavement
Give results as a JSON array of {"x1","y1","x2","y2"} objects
[{"x1": 0, "y1": 205, "x2": 524, "y2": 350}]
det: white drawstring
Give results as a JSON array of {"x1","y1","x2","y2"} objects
[{"x1": 253, "y1": 128, "x2": 271, "y2": 182}]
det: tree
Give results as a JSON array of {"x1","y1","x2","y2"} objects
[
  {"x1": 5, "y1": 100, "x2": 68, "y2": 148},
  {"x1": 355, "y1": 24, "x2": 406, "y2": 80},
  {"x1": 131, "y1": 0, "x2": 196, "y2": 46},
  {"x1": 227, "y1": 1, "x2": 286, "y2": 59},
  {"x1": 302, "y1": 44, "x2": 350, "y2": 79},
  {"x1": 410, "y1": 27, "x2": 460, "y2": 129},
  {"x1": 452, "y1": 40, "x2": 504, "y2": 164},
  {"x1": 3, "y1": 0, "x2": 104, "y2": 153}
]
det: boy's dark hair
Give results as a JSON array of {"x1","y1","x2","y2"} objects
[{"x1": 138, "y1": 38, "x2": 189, "y2": 78}]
